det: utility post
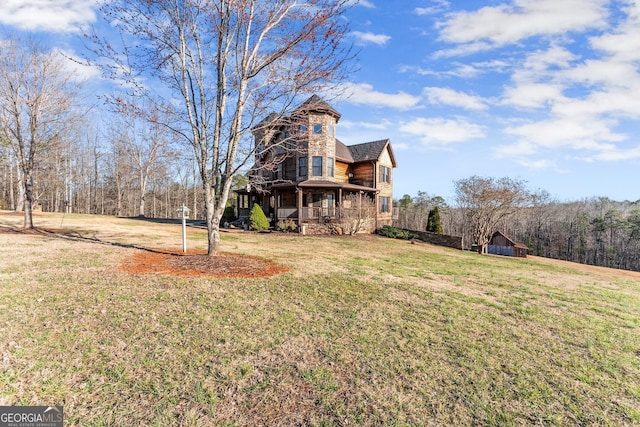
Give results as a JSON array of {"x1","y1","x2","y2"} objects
[{"x1": 177, "y1": 206, "x2": 191, "y2": 253}]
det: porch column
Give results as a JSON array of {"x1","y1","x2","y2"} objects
[
  {"x1": 273, "y1": 189, "x2": 278, "y2": 221},
  {"x1": 338, "y1": 188, "x2": 343, "y2": 220},
  {"x1": 297, "y1": 188, "x2": 303, "y2": 226},
  {"x1": 374, "y1": 192, "x2": 379, "y2": 230}
]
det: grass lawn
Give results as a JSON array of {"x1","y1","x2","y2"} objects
[{"x1": 1, "y1": 211, "x2": 639, "y2": 426}]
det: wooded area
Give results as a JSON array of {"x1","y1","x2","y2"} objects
[{"x1": 395, "y1": 190, "x2": 640, "y2": 272}]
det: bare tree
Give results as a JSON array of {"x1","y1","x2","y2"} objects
[
  {"x1": 455, "y1": 176, "x2": 530, "y2": 254},
  {"x1": 0, "y1": 36, "x2": 81, "y2": 228},
  {"x1": 340, "y1": 193, "x2": 376, "y2": 235},
  {"x1": 111, "y1": 99, "x2": 170, "y2": 217},
  {"x1": 88, "y1": 0, "x2": 353, "y2": 255}
]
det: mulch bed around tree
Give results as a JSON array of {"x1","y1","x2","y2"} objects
[
  {"x1": 0, "y1": 226, "x2": 287, "y2": 279},
  {"x1": 119, "y1": 249, "x2": 289, "y2": 278}
]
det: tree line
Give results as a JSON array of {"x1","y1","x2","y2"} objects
[{"x1": 395, "y1": 177, "x2": 640, "y2": 272}]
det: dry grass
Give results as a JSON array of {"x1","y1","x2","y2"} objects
[{"x1": 1, "y1": 211, "x2": 639, "y2": 426}]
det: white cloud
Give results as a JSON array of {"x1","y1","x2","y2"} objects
[
  {"x1": 585, "y1": 145, "x2": 640, "y2": 161},
  {"x1": 423, "y1": 87, "x2": 488, "y2": 110},
  {"x1": 0, "y1": 0, "x2": 97, "y2": 33},
  {"x1": 415, "y1": 1, "x2": 449, "y2": 15},
  {"x1": 350, "y1": 31, "x2": 391, "y2": 46},
  {"x1": 505, "y1": 116, "x2": 625, "y2": 152},
  {"x1": 337, "y1": 83, "x2": 420, "y2": 110},
  {"x1": 517, "y1": 158, "x2": 558, "y2": 170},
  {"x1": 338, "y1": 119, "x2": 392, "y2": 130},
  {"x1": 346, "y1": 0, "x2": 375, "y2": 7},
  {"x1": 502, "y1": 83, "x2": 565, "y2": 108},
  {"x1": 55, "y1": 48, "x2": 101, "y2": 82},
  {"x1": 589, "y1": 2, "x2": 640, "y2": 61},
  {"x1": 436, "y1": 0, "x2": 608, "y2": 55},
  {"x1": 399, "y1": 117, "x2": 486, "y2": 145}
]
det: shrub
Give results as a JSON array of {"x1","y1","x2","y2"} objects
[
  {"x1": 249, "y1": 204, "x2": 270, "y2": 231},
  {"x1": 379, "y1": 225, "x2": 417, "y2": 240},
  {"x1": 276, "y1": 219, "x2": 298, "y2": 232},
  {"x1": 426, "y1": 206, "x2": 443, "y2": 234},
  {"x1": 220, "y1": 203, "x2": 236, "y2": 225}
]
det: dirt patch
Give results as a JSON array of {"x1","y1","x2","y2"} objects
[
  {"x1": 119, "y1": 249, "x2": 289, "y2": 278},
  {"x1": 0, "y1": 226, "x2": 68, "y2": 235}
]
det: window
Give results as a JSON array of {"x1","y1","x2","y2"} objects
[
  {"x1": 299, "y1": 124, "x2": 307, "y2": 133},
  {"x1": 239, "y1": 194, "x2": 249, "y2": 209},
  {"x1": 380, "y1": 196, "x2": 390, "y2": 213},
  {"x1": 327, "y1": 157, "x2": 334, "y2": 177},
  {"x1": 298, "y1": 156, "x2": 308, "y2": 177},
  {"x1": 328, "y1": 124, "x2": 335, "y2": 138},
  {"x1": 312, "y1": 156, "x2": 323, "y2": 176},
  {"x1": 380, "y1": 165, "x2": 390, "y2": 183},
  {"x1": 313, "y1": 123, "x2": 322, "y2": 134}
]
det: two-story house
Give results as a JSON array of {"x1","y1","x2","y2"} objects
[{"x1": 239, "y1": 95, "x2": 396, "y2": 233}]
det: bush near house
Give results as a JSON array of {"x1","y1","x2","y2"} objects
[
  {"x1": 249, "y1": 204, "x2": 270, "y2": 231},
  {"x1": 276, "y1": 219, "x2": 298, "y2": 232},
  {"x1": 220, "y1": 204, "x2": 236, "y2": 225},
  {"x1": 379, "y1": 225, "x2": 417, "y2": 240}
]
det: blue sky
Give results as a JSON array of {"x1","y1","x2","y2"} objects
[{"x1": 1, "y1": 0, "x2": 640, "y2": 203}]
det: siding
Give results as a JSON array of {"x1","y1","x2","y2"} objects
[
  {"x1": 351, "y1": 163, "x2": 374, "y2": 187},
  {"x1": 335, "y1": 161, "x2": 349, "y2": 183}
]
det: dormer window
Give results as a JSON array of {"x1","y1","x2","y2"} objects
[{"x1": 313, "y1": 123, "x2": 322, "y2": 134}]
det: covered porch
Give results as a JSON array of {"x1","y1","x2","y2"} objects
[{"x1": 270, "y1": 180, "x2": 378, "y2": 226}]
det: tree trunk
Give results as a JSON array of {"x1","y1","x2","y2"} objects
[
  {"x1": 204, "y1": 184, "x2": 220, "y2": 256},
  {"x1": 23, "y1": 171, "x2": 34, "y2": 229}
]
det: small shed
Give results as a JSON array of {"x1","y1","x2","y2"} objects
[{"x1": 488, "y1": 231, "x2": 528, "y2": 258}]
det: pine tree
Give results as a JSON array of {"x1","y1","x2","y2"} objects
[
  {"x1": 249, "y1": 204, "x2": 270, "y2": 231},
  {"x1": 426, "y1": 206, "x2": 443, "y2": 234}
]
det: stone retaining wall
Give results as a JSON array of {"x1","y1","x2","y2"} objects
[{"x1": 406, "y1": 229, "x2": 463, "y2": 250}]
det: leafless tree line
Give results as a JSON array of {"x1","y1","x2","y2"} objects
[
  {"x1": 396, "y1": 182, "x2": 640, "y2": 272},
  {"x1": 0, "y1": 127, "x2": 206, "y2": 220}
]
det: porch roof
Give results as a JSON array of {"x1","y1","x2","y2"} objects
[
  {"x1": 299, "y1": 180, "x2": 379, "y2": 193},
  {"x1": 268, "y1": 180, "x2": 378, "y2": 193}
]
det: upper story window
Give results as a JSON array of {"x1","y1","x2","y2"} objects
[
  {"x1": 328, "y1": 124, "x2": 335, "y2": 138},
  {"x1": 327, "y1": 157, "x2": 334, "y2": 177},
  {"x1": 312, "y1": 156, "x2": 322, "y2": 176},
  {"x1": 299, "y1": 156, "x2": 308, "y2": 177},
  {"x1": 380, "y1": 165, "x2": 391, "y2": 183},
  {"x1": 313, "y1": 123, "x2": 322, "y2": 134},
  {"x1": 299, "y1": 124, "x2": 307, "y2": 133}
]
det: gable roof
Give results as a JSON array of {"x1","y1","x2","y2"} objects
[
  {"x1": 335, "y1": 139, "x2": 354, "y2": 163},
  {"x1": 347, "y1": 139, "x2": 396, "y2": 167},
  {"x1": 490, "y1": 231, "x2": 528, "y2": 249},
  {"x1": 294, "y1": 95, "x2": 341, "y2": 121},
  {"x1": 252, "y1": 111, "x2": 280, "y2": 131}
]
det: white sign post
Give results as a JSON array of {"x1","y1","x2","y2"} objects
[{"x1": 177, "y1": 206, "x2": 191, "y2": 253}]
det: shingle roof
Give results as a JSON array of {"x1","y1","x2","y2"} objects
[
  {"x1": 347, "y1": 139, "x2": 395, "y2": 166},
  {"x1": 335, "y1": 139, "x2": 354, "y2": 163},
  {"x1": 491, "y1": 231, "x2": 528, "y2": 249},
  {"x1": 294, "y1": 95, "x2": 341, "y2": 120},
  {"x1": 252, "y1": 112, "x2": 280, "y2": 131}
]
